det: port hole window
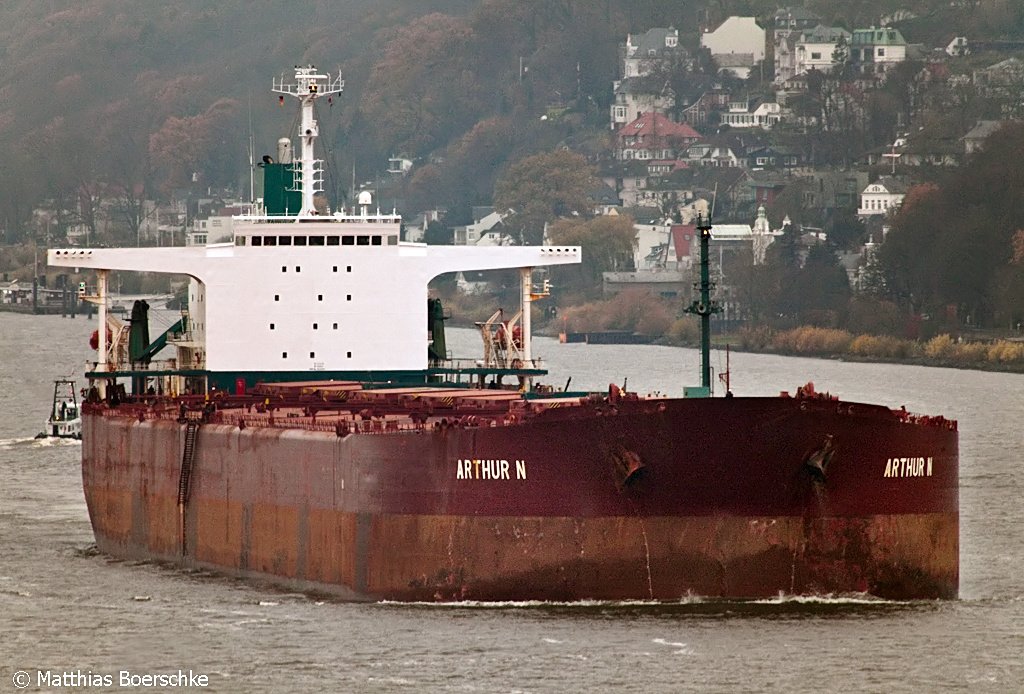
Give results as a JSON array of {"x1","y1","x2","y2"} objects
[
  {"x1": 282, "y1": 352, "x2": 288, "y2": 359},
  {"x1": 270, "y1": 323, "x2": 275, "y2": 330},
  {"x1": 347, "y1": 351, "x2": 352, "y2": 358}
]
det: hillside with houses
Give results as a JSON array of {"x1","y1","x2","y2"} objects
[{"x1": 3, "y1": 1, "x2": 1024, "y2": 340}]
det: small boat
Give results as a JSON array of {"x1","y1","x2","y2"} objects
[{"x1": 36, "y1": 379, "x2": 82, "y2": 440}]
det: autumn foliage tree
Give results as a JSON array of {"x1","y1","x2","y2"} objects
[
  {"x1": 360, "y1": 14, "x2": 486, "y2": 158},
  {"x1": 493, "y1": 150, "x2": 597, "y2": 245},
  {"x1": 148, "y1": 98, "x2": 240, "y2": 194}
]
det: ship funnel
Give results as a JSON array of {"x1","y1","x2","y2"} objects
[{"x1": 277, "y1": 138, "x2": 293, "y2": 164}]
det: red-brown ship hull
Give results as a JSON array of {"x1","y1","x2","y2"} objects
[{"x1": 81, "y1": 396, "x2": 958, "y2": 600}]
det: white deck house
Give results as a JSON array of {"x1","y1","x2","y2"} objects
[{"x1": 48, "y1": 67, "x2": 581, "y2": 382}]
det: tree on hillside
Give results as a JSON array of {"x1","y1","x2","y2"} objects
[
  {"x1": 423, "y1": 220, "x2": 452, "y2": 245},
  {"x1": 493, "y1": 150, "x2": 597, "y2": 245},
  {"x1": 148, "y1": 98, "x2": 240, "y2": 194},
  {"x1": 879, "y1": 122, "x2": 1024, "y2": 326},
  {"x1": 360, "y1": 14, "x2": 484, "y2": 158},
  {"x1": 547, "y1": 215, "x2": 635, "y2": 295},
  {"x1": 0, "y1": 148, "x2": 38, "y2": 242}
]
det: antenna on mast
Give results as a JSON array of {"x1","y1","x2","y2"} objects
[
  {"x1": 271, "y1": 65, "x2": 344, "y2": 217},
  {"x1": 247, "y1": 92, "x2": 255, "y2": 205}
]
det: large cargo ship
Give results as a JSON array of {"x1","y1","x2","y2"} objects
[{"x1": 49, "y1": 67, "x2": 958, "y2": 601}]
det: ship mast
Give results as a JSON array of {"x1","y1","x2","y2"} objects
[
  {"x1": 272, "y1": 66, "x2": 344, "y2": 218},
  {"x1": 685, "y1": 213, "x2": 720, "y2": 394}
]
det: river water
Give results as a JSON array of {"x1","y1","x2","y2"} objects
[{"x1": 1, "y1": 313, "x2": 1021, "y2": 692}]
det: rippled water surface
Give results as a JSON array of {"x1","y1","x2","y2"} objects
[{"x1": 1, "y1": 314, "x2": 1021, "y2": 692}]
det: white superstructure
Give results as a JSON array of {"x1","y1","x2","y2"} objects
[{"x1": 49, "y1": 66, "x2": 580, "y2": 379}]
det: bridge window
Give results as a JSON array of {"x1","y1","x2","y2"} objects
[
  {"x1": 327, "y1": 236, "x2": 339, "y2": 246},
  {"x1": 357, "y1": 236, "x2": 370, "y2": 246},
  {"x1": 388, "y1": 236, "x2": 398, "y2": 245},
  {"x1": 252, "y1": 237, "x2": 263, "y2": 246},
  {"x1": 342, "y1": 236, "x2": 355, "y2": 246},
  {"x1": 264, "y1": 236, "x2": 277, "y2": 246},
  {"x1": 371, "y1": 236, "x2": 382, "y2": 246},
  {"x1": 310, "y1": 236, "x2": 325, "y2": 246},
  {"x1": 294, "y1": 236, "x2": 307, "y2": 246}
]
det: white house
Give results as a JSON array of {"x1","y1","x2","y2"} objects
[
  {"x1": 623, "y1": 27, "x2": 682, "y2": 78},
  {"x1": 719, "y1": 100, "x2": 783, "y2": 129},
  {"x1": 849, "y1": 27, "x2": 907, "y2": 77},
  {"x1": 633, "y1": 220, "x2": 675, "y2": 271},
  {"x1": 453, "y1": 208, "x2": 509, "y2": 245},
  {"x1": 686, "y1": 142, "x2": 742, "y2": 168},
  {"x1": 945, "y1": 36, "x2": 969, "y2": 57},
  {"x1": 773, "y1": 7, "x2": 822, "y2": 83},
  {"x1": 795, "y1": 25, "x2": 851, "y2": 76},
  {"x1": 962, "y1": 120, "x2": 1006, "y2": 155},
  {"x1": 187, "y1": 214, "x2": 237, "y2": 247},
  {"x1": 858, "y1": 177, "x2": 907, "y2": 218},
  {"x1": 701, "y1": 17, "x2": 766, "y2": 80},
  {"x1": 610, "y1": 78, "x2": 675, "y2": 130}
]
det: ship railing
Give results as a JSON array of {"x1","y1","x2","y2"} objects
[{"x1": 233, "y1": 213, "x2": 403, "y2": 224}]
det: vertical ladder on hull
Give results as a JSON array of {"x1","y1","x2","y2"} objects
[{"x1": 178, "y1": 421, "x2": 199, "y2": 555}]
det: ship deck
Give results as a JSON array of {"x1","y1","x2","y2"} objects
[{"x1": 83, "y1": 381, "x2": 957, "y2": 435}]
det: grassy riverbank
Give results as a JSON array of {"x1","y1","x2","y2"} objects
[{"x1": 532, "y1": 291, "x2": 1024, "y2": 374}]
